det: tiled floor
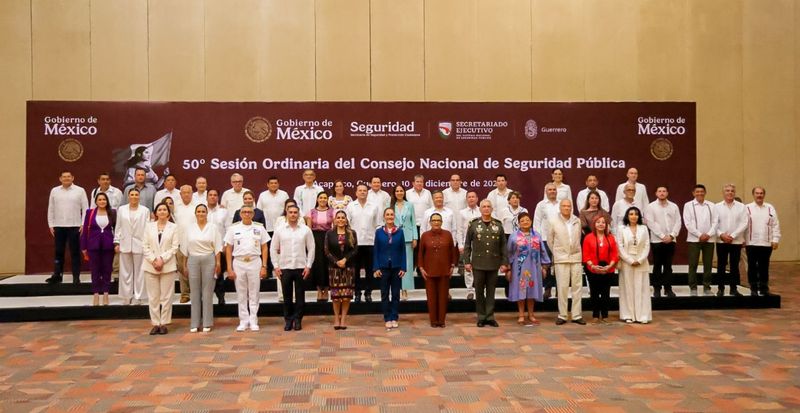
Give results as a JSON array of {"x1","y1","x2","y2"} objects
[{"x1": 0, "y1": 262, "x2": 798, "y2": 412}]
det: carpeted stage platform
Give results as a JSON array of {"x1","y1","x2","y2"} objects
[{"x1": 0, "y1": 265, "x2": 779, "y2": 323}]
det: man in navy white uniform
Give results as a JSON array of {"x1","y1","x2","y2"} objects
[{"x1": 225, "y1": 205, "x2": 269, "y2": 332}]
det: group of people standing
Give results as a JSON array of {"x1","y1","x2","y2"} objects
[{"x1": 45, "y1": 166, "x2": 781, "y2": 333}]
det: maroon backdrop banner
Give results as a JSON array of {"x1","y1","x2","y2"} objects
[{"x1": 26, "y1": 101, "x2": 695, "y2": 273}]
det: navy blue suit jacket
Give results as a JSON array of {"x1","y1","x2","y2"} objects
[{"x1": 372, "y1": 227, "x2": 406, "y2": 271}]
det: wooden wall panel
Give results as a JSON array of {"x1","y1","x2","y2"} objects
[
  {"x1": 742, "y1": 0, "x2": 796, "y2": 260},
  {"x1": 31, "y1": 0, "x2": 91, "y2": 99},
  {"x1": 370, "y1": 0, "x2": 425, "y2": 101},
  {"x1": 475, "y1": 0, "x2": 531, "y2": 101},
  {"x1": 262, "y1": 0, "x2": 315, "y2": 101},
  {"x1": 424, "y1": 0, "x2": 477, "y2": 101},
  {"x1": 0, "y1": 0, "x2": 32, "y2": 273},
  {"x1": 90, "y1": 0, "x2": 148, "y2": 100},
  {"x1": 531, "y1": 0, "x2": 585, "y2": 101},
  {"x1": 315, "y1": 0, "x2": 370, "y2": 101},
  {"x1": 148, "y1": 0, "x2": 205, "y2": 101}
]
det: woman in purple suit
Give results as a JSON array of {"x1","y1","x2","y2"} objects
[{"x1": 81, "y1": 192, "x2": 117, "y2": 306}]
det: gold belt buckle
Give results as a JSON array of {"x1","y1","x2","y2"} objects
[{"x1": 241, "y1": 256, "x2": 252, "y2": 262}]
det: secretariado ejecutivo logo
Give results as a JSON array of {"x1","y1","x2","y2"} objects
[{"x1": 438, "y1": 122, "x2": 453, "y2": 139}]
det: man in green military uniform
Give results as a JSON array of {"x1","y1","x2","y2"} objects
[{"x1": 464, "y1": 199, "x2": 509, "y2": 327}]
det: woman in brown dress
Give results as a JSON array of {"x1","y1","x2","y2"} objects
[
  {"x1": 418, "y1": 213, "x2": 459, "y2": 328},
  {"x1": 324, "y1": 210, "x2": 359, "y2": 330}
]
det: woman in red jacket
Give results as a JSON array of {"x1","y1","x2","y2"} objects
[
  {"x1": 581, "y1": 215, "x2": 618, "y2": 323},
  {"x1": 80, "y1": 192, "x2": 117, "y2": 306}
]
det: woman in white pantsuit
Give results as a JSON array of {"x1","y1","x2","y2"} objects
[
  {"x1": 142, "y1": 202, "x2": 180, "y2": 335},
  {"x1": 617, "y1": 206, "x2": 652, "y2": 324},
  {"x1": 183, "y1": 204, "x2": 222, "y2": 333},
  {"x1": 114, "y1": 188, "x2": 151, "y2": 305}
]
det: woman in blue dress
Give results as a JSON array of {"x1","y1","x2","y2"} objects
[{"x1": 506, "y1": 212, "x2": 550, "y2": 325}]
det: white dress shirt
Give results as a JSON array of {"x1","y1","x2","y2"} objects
[
  {"x1": 192, "y1": 191, "x2": 208, "y2": 205},
  {"x1": 367, "y1": 189, "x2": 391, "y2": 210},
  {"x1": 611, "y1": 199, "x2": 637, "y2": 236},
  {"x1": 154, "y1": 188, "x2": 180, "y2": 206},
  {"x1": 533, "y1": 199, "x2": 559, "y2": 242},
  {"x1": 114, "y1": 204, "x2": 150, "y2": 253},
  {"x1": 270, "y1": 223, "x2": 315, "y2": 269},
  {"x1": 645, "y1": 200, "x2": 682, "y2": 243},
  {"x1": 48, "y1": 184, "x2": 88, "y2": 227},
  {"x1": 576, "y1": 187, "x2": 610, "y2": 211},
  {"x1": 420, "y1": 207, "x2": 456, "y2": 234},
  {"x1": 487, "y1": 187, "x2": 513, "y2": 219},
  {"x1": 207, "y1": 206, "x2": 229, "y2": 241},
  {"x1": 172, "y1": 200, "x2": 198, "y2": 229},
  {"x1": 257, "y1": 189, "x2": 290, "y2": 232},
  {"x1": 683, "y1": 199, "x2": 717, "y2": 242},
  {"x1": 745, "y1": 202, "x2": 781, "y2": 247},
  {"x1": 293, "y1": 183, "x2": 324, "y2": 216},
  {"x1": 407, "y1": 188, "x2": 433, "y2": 226},
  {"x1": 457, "y1": 206, "x2": 481, "y2": 247},
  {"x1": 221, "y1": 187, "x2": 249, "y2": 224},
  {"x1": 442, "y1": 187, "x2": 467, "y2": 213},
  {"x1": 544, "y1": 183, "x2": 573, "y2": 204},
  {"x1": 90, "y1": 186, "x2": 123, "y2": 209},
  {"x1": 345, "y1": 200, "x2": 382, "y2": 246},
  {"x1": 715, "y1": 200, "x2": 749, "y2": 245},
  {"x1": 184, "y1": 222, "x2": 223, "y2": 256},
  {"x1": 615, "y1": 182, "x2": 649, "y2": 212},
  {"x1": 500, "y1": 206, "x2": 529, "y2": 234}
]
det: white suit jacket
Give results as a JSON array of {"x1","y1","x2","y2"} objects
[
  {"x1": 114, "y1": 204, "x2": 151, "y2": 254},
  {"x1": 142, "y1": 221, "x2": 180, "y2": 274}
]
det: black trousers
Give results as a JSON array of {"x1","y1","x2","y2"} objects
[
  {"x1": 53, "y1": 227, "x2": 81, "y2": 278},
  {"x1": 354, "y1": 245, "x2": 374, "y2": 294},
  {"x1": 215, "y1": 250, "x2": 227, "y2": 300},
  {"x1": 542, "y1": 241, "x2": 556, "y2": 290},
  {"x1": 716, "y1": 243, "x2": 742, "y2": 291},
  {"x1": 586, "y1": 272, "x2": 610, "y2": 318},
  {"x1": 746, "y1": 245, "x2": 772, "y2": 294},
  {"x1": 281, "y1": 269, "x2": 305, "y2": 321},
  {"x1": 651, "y1": 242, "x2": 676, "y2": 292}
]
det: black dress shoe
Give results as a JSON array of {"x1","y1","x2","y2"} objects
[
  {"x1": 750, "y1": 290, "x2": 758, "y2": 297},
  {"x1": 149, "y1": 326, "x2": 160, "y2": 335},
  {"x1": 354, "y1": 293, "x2": 362, "y2": 303},
  {"x1": 572, "y1": 318, "x2": 587, "y2": 325},
  {"x1": 555, "y1": 318, "x2": 567, "y2": 325},
  {"x1": 654, "y1": 289, "x2": 661, "y2": 298},
  {"x1": 293, "y1": 320, "x2": 302, "y2": 331},
  {"x1": 666, "y1": 289, "x2": 676, "y2": 298},
  {"x1": 477, "y1": 321, "x2": 485, "y2": 327},
  {"x1": 284, "y1": 321, "x2": 293, "y2": 331},
  {"x1": 72, "y1": 277, "x2": 81, "y2": 285},
  {"x1": 158, "y1": 326, "x2": 168, "y2": 335},
  {"x1": 486, "y1": 320, "x2": 499, "y2": 327},
  {"x1": 365, "y1": 294, "x2": 373, "y2": 303},
  {"x1": 45, "y1": 275, "x2": 62, "y2": 284},
  {"x1": 716, "y1": 289, "x2": 724, "y2": 297},
  {"x1": 731, "y1": 290, "x2": 742, "y2": 297}
]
